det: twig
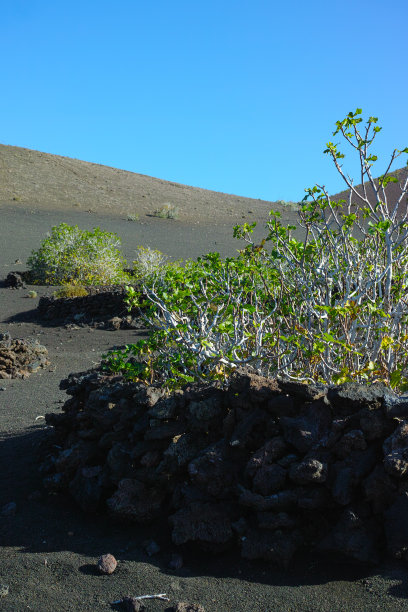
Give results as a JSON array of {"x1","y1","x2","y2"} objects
[{"x1": 112, "y1": 593, "x2": 170, "y2": 604}]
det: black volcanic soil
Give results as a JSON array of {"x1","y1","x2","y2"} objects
[{"x1": 0, "y1": 151, "x2": 408, "y2": 611}]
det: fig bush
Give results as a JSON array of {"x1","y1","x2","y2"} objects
[{"x1": 103, "y1": 110, "x2": 408, "y2": 390}]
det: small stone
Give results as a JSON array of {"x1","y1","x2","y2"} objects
[
  {"x1": 0, "y1": 584, "x2": 9, "y2": 598},
  {"x1": 1, "y1": 502, "x2": 16, "y2": 517},
  {"x1": 168, "y1": 552, "x2": 184, "y2": 570},
  {"x1": 108, "y1": 316, "x2": 122, "y2": 330},
  {"x1": 121, "y1": 597, "x2": 145, "y2": 611},
  {"x1": 289, "y1": 459, "x2": 328, "y2": 484},
  {"x1": 97, "y1": 553, "x2": 117, "y2": 574},
  {"x1": 5, "y1": 272, "x2": 25, "y2": 288}
]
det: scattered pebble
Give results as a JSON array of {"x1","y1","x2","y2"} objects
[
  {"x1": 0, "y1": 584, "x2": 9, "y2": 598},
  {"x1": 1, "y1": 502, "x2": 16, "y2": 517},
  {"x1": 97, "y1": 553, "x2": 117, "y2": 574}
]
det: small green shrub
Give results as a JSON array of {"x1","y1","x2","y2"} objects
[
  {"x1": 27, "y1": 290, "x2": 38, "y2": 298},
  {"x1": 127, "y1": 213, "x2": 140, "y2": 222},
  {"x1": 153, "y1": 203, "x2": 179, "y2": 219},
  {"x1": 132, "y1": 246, "x2": 167, "y2": 281},
  {"x1": 27, "y1": 223, "x2": 129, "y2": 285},
  {"x1": 54, "y1": 284, "x2": 88, "y2": 299}
]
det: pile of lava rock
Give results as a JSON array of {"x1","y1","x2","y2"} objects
[
  {"x1": 0, "y1": 332, "x2": 50, "y2": 379},
  {"x1": 42, "y1": 367, "x2": 408, "y2": 568},
  {"x1": 4, "y1": 271, "x2": 27, "y2": 289},
  {"x1": 37, "y1": 285, "x2": 142, "y2": 330}
]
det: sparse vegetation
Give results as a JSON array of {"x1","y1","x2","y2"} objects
[
  {"x1": 27, "y1": 223, "x2": 129, "y2": 285},
  {"x1": 153, "y1": 202, "x2": 179, "y2": 219},
  {"x1": 276, "y1": 199, "x2": 301, "y2": 211},
  {"x1": 132, "y1": 246, "x2": 167, "y2": 281},
  {"x1": 104, "y1": 110, "x2": 408, "y2": 391},
  {"x1": 27, "y1": 290, "x2": 38, "y2": 298},
  {"x1": 127, "y1": 213, "x2": 140, "y2": 222},
  {"x1": 54, "y1": 284, "x2": 88, "y2": 299}
]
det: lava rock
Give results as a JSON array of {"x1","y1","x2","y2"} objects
[
  {"x1": 256, "y1": 511, "x2": 297, "y2": 530},
  {"x1": 363, "y1": 465, "x2": 397, "y2": 514},
  {"x1": 318, "y1": 508, "x2": 381, "y2": 564},
  {"x1": 120, "y1": 596, "x2": 145, "y2": 611},
  {"x1": 252, "y1": 464, "x2": 287, "y2": 496},
  {"x1": 1, "y1": 502, "x2": 16, "y2": 517},
  {"x1": 245, "y1": 437, "x2": 287, "y2": 478},
  {"x1": 97, "y1": 553, "x2": 117, "y2": 574},
  {"x1": 0, "y1": 333, "x2": 49, "y2": 379},
  {"x1": 289, "y1": 459, "x2": 328, "y2": 484},
  {"x1": 5, "y1": 271, "x2": 25, "y2": 288},
  {"x1": 281, "y1": 399, "x2": 332, "y2": 453},
  {"x1": 69, "y1": 465, "x2": 103, "y2": 512},
  {"x1": 107, "y1": 478, "x2": 165, "y2": 522},
  {"x1": 385, "y1": 492, "x2": 408, "y2": 558},
  {"x1": 328, "y1": 382, "x2": 388, "y2": 415},
  {"x1": 144, "y1": 540, "x2": 160, "y2": 556},
  {"x1": 187, "y1": 442, "x2": 239, "y2": 498},
  {"x1": 334, "y1": 430, "x2": 367, "y2": 458},
  {"x1": 383, "y1": 420, "x2": 408, "y2": 478},
  {"x1": 241, "y1": 527, "x2": 302, "y2": 568},
  {"x1": 170, "y1": 501, "x2": 233, "y2": 548},
  {"x1": 383, "y1": 392, "x2": 408, "y2": 418},
  {"x1": 168, "y1": 552, "x2": 184, "y2": 570}
]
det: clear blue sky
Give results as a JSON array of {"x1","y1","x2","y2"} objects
[{"x1": 1, "y1": 0, "x2": 407, "y2": 202}]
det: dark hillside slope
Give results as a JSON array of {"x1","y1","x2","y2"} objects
[{"x1": 0, "y1": 143, "x2": 291, "y2": 225}]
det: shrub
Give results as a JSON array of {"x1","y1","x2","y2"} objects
[
  {"x1": 104, "y1": 110, "x2": 408, "y2": 391},
  {"x1": 27, "y1": 223, "x2": 129, "y2": 285},
  {"x1": 108, "y1": 251, "x2": 276, "y2": 387},
  {"x1": 153, "y1": 203, "x2": 179, "y2": 219},
  {"x1": 132, "y1": 246, "x2": 167, "y2": 281},
  {"x1": 54, "y1": 284, "x2": 88, "y2": 299},
  {"x1": 276, "y1": 200, "x2": 301, "y2": 211}
]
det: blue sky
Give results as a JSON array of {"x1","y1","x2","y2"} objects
[{"x1": 1, "y1": 0, "x2": 407, "y2": 202}]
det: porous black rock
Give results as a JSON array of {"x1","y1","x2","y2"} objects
[
  {"x1": 328, "y1": 382, "x2": 390, "y2": 415},
  {"x1": 4, "y1": 271, "x2": 26, "y2": 288},
  {"x1": 41, "y1": 368, "x2": 408, "y2": 568}
]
